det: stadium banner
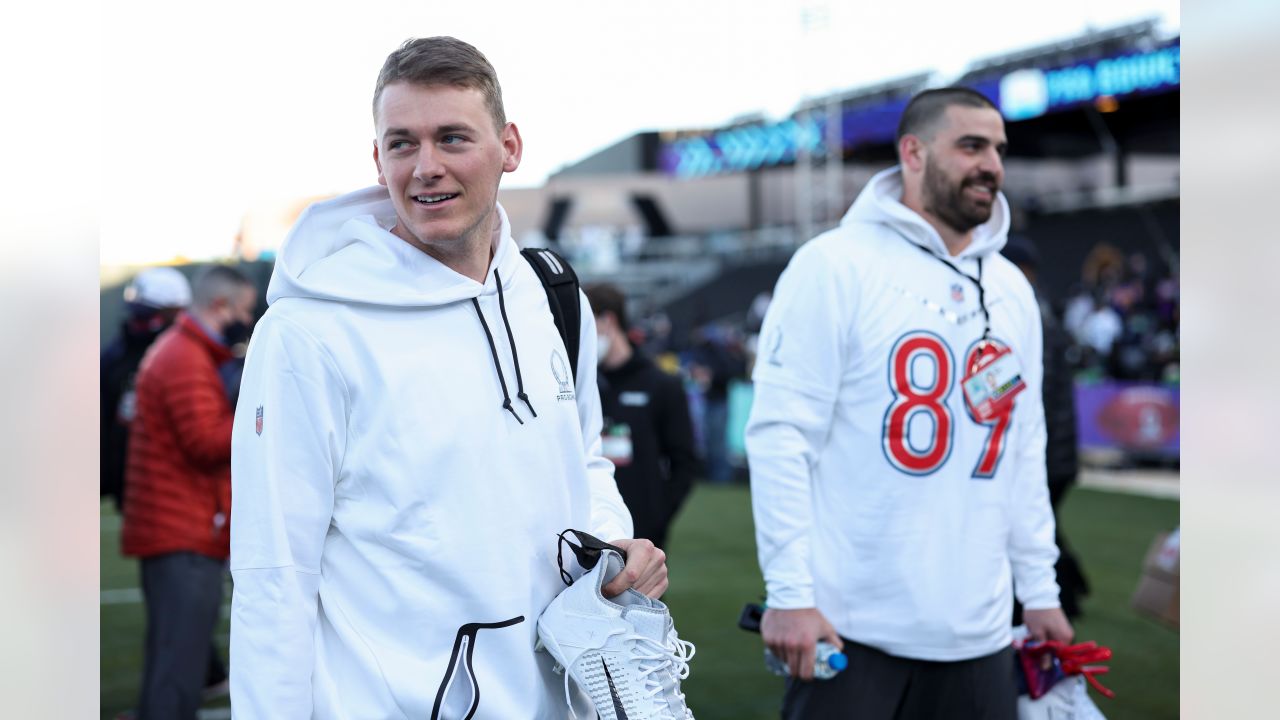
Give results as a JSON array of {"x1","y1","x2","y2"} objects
[
  {"x1": 659, "y1": 37, "x2": 1178, "y2": 178},
  {"x1": 995, "y1": 41, "x2": 1180, "y2": 121},
  {"x1": 1075, "y1": 381, "x2": 1180, "y2": 458},
  {"x1": 658, "y1": 98, "x2": 910, "y2": 178}
]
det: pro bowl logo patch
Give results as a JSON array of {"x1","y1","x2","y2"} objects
[
  {"x1": 550, "y1": 350, "x2": 575, "y2": 401},
  {"x1": 255, "y1": 405, "x2": 264, "y2": 436}
]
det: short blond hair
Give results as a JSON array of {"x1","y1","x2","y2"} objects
[{"x1": 373, "y1": 36, "x2": 506, "y2": 134}]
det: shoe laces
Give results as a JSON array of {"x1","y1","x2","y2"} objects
[
  {"x1": 629, "y1": 630, "x2": 696, "y2": 718},
  {"x1": 557, "y1": 630, "x2": 696, "y2": 720}
]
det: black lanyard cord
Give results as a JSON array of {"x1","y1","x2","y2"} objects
[{"x1": 909, "y1": 242, "x2": 991, "y2": 341}]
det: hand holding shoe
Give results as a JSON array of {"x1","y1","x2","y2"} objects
[{"x1": 604, "y1": 538, "x2": 668, "y2": 598}]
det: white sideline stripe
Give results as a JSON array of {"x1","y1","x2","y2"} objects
[
  {"x1": 101, "y1": 588, "x2": 143, "y2": 604},
  {"x1": 1079, "y1": 468, "x2": 1179, "y2": 500},
  {"x1": 115, "y1": 703, "x2": 229, "y2": 718},
  {"x1": 101, "y1": 587, "x2": 233, "y2": 617}
]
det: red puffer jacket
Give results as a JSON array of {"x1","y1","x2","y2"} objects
[{"x1": 121, "y1": 313, "x2": 234, "y2": 560}]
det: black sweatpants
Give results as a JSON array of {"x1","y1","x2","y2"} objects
[
  {"x1": 781, "y1": 639, "x2": 1017, "y2": 720},
  {"x1": 137, "y1": 552, "x2": 226, "y2": 720}
]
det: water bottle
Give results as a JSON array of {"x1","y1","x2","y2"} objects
[{"x1": 763, "y1": 641, "x2": 848, "y2": 680}]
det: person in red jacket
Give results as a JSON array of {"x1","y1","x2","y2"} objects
[{"x1": 121, "y1": 265, "x2": 257, "y2": 720}]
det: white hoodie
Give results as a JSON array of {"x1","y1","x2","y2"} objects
[
  {"x1": 746, "y1": 167, "x2": 1060, "y2": 662},
  {"x1": 229, "y1": 187, "x2": 632, "y2": 719}
]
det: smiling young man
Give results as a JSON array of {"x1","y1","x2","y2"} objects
[
  {"x1": 747, "y1": 88, "x2": 1072, "y2": 719},
  {"x1": 373, "y1": 77, "x2": 519, "y2": 281},
  {"x1": 228, "y1": 37, "x2": 668, "y2": 719}
]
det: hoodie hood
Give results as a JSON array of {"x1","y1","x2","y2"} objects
[
  {"x1": 842, "y1": 166, "x2": 1010, "y2": 260},
  {"x1": 266, "y1": 185, "x2": 520, "y2": 307}
]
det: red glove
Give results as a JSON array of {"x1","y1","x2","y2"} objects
[{"x1": 1017, "y1": 639, "x2": 1115, "y2": 700}]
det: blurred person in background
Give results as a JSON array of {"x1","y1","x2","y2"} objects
[
  {"x1": 747, "y1": 88, "x2": 1070, "y2": 719},
  {"x1": 1002, "y1": 237, "x2": 1091, "y2": 621},
  {"x1": 688, "y1": 322, "x2": 745, "y2": 484},
  {"x1": 228, "y1": 36, "x2": 666, "y2": 718},
  {"x1": 587, "y1": 282, "x2": 699, "y2": 551},
  {"x1": 1079, "y1": 292, "x2": 1123, "y2": 369},
  {"x1": 120, "y1": 265, "x2": 257, "y2": 720},
  {"x1": 1080, "y1": 243, "x2": 1124, "y2": 292},
  {"x1": 101, "y1": 267, "x2": 191, "y2": 512},
  {"x1": 1151, "y1": 270, "x2": 1180, "y2": 382},
  {"x1": 640, "y1": 309, "x2": 674, "y2": 358}
]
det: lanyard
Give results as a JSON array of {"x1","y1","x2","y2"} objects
[{"x1": 907, "y1": 241, "x2": 991, "y2": 342}]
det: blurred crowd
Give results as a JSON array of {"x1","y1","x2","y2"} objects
[
  {"x1": 626, "y1": 311, "x2": 750, "y2": 484},
  {"x1": 1060, "y1": 245, "x2": 1180, "y2": 384}
]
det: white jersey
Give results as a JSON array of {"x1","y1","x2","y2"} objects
[
  {"x1": 229, "y1": 187, "x2": 632, "y2": 718},
  {"x1": 746, "y1": 167, "x2": 1060, "y2": 662}
]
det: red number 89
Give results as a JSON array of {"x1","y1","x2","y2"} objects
[{"x1": 881, "y1": 332, "x2": 1015, "y2": 478}]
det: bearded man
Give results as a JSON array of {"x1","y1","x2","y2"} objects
[{"x1": 746, "y1": 88, "x2": 1072, "y2": 720}]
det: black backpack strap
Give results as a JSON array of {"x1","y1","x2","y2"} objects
[{"x1": 521, "y1": 247, "x2": 581, "y2": 383}]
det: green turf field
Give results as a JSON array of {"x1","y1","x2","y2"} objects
[
  {"x1": 100, "y1": 484, "x2": 1178, "y2": 719},
  {"x1": 662, "y1": 485, "x2": 1180, "y2": 720}
]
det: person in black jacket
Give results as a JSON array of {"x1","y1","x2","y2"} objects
[
  {"x1": 1003, "y1": 237, "x2": 1090, "y2": 619},
  {"x1": 586, "y1": 283, "x2": 700, "y2": 551},
  {"x1": 101, "y1": 267, "x2": 192, "y2": 511}
]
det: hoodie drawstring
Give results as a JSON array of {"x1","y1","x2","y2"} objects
[
  {"x1": 471, "y1": 271, "x2": 537, "y2": 425},
  {"x1": 472, "y1": 297, "x2": 524, "y2": 425},
  {"x1": 493, "y1": 269, "x2": 537, "y2": 419}
]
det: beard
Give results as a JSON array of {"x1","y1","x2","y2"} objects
[{"x1": 922, "y1": 157, "x2": 999, "y2": 234}]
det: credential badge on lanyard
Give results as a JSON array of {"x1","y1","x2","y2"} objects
[{"x1": 961, "y1": 340, "x2": 1026, "y2": 422}]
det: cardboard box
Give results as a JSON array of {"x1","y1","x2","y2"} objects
[{"x1": 1131, "y1": 529, "x2": 1179, "y2": 628}]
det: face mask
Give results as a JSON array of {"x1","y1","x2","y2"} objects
[
  {"x1": 222, "y1": 320, "x2": 253, "y2": 348},
  {"x1": 596, "y1": 333, "x2": 613, "y2": 366},
  {"x1": 125, "y1": 305, "x2": 176, "y2": 341}
]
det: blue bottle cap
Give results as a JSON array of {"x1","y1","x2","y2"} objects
[{"x1": 827, "y1": 652, "x2": 848, "y2": 671}]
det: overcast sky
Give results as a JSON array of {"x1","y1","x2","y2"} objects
[{"x1": 98, "y1": 0, "x2": 1179, "y2": 265}]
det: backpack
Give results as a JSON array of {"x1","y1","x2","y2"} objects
[{"x1": 520, "y1": 247, "x2": 581, "y2": 383}]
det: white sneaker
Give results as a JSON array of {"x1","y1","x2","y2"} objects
[{"x1": 537, "y1": 548, "x2": 695, "y2": 720}]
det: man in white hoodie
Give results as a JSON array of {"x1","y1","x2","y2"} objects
[
  {"x1": 746, "y1": 88, "x2": 1073, "y2": 719},
  {"x1": 228, "y1": 37, "x2": 667, "y2": 719}
]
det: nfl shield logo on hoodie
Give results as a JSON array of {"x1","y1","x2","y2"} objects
[
  {"x1": 950, "y1": 283, "x2": 965, "y2": 303},
  {"x1": 255, "y1": 405, "x2": 264, "y2": 435}
]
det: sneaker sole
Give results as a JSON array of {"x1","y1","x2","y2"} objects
[{"x1": 534, "y1": 625, "x2": 569, "y2": 674}]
